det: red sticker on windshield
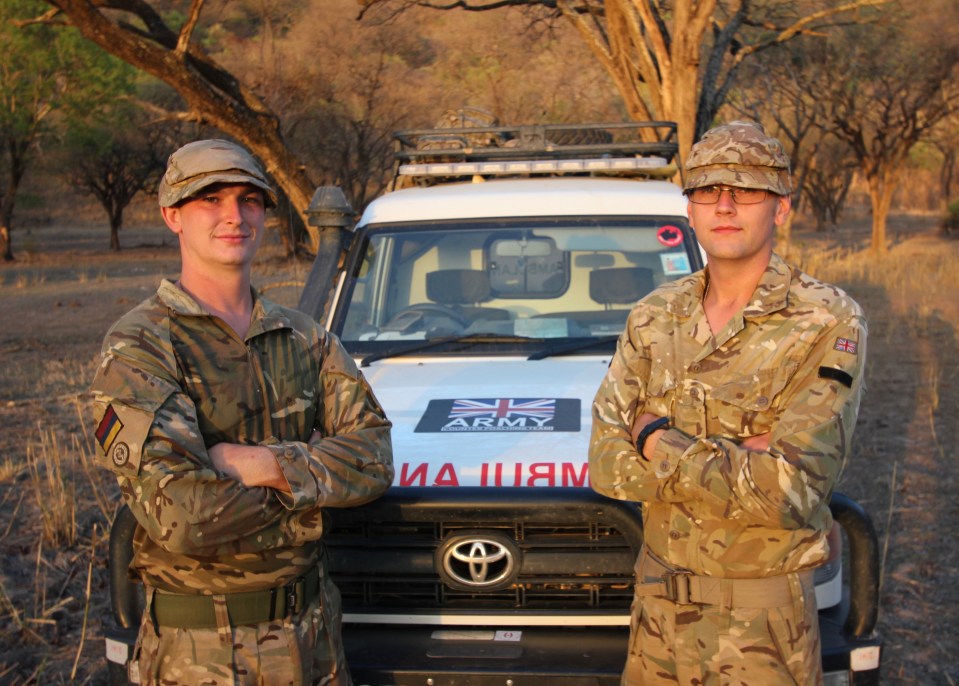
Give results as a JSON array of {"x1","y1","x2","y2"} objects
[{"x1": 657, "y1": 225, "x2": 684, "y2": 247}]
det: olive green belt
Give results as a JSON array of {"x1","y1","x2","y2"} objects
[
  {"x1": 634, "y1": 548, "x2": 811, "y2": 608},
  {"x1": 152, "y1": 567, "x2": 320, "y2": 628}
]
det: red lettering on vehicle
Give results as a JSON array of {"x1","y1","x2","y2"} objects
[
  {"x1": 402, "y1": 461, "x2": 590, "y2": 487},
  {"x1": 527, "y1": 463, "x2": 555, "y2": 487},
  {"x1": 498, "y1": 463, "x2": 524, "y2": 487},
  {"x1": 562, "y1": 462, "x2": 589, "y2": 487},
  {"x1": 434, "y1": 462, "x2": 460, "y2": 486},
  {"x1": 399, "y1": 463, "x2": 428, "y2": 486}
]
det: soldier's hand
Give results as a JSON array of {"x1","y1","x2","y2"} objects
[
  {"x1": 632, "y1": 412, "x2": 666, "y2": 460},
  {"x1": 209, "y1": 442, "x2": 292, "y2": 493},
  {"x1": 740, "y1": 432, "x2": 771, "y2": 452}
]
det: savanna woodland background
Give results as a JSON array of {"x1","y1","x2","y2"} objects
[{"x1": 2, "y1": 0, "x2": 958, "y2": 683}]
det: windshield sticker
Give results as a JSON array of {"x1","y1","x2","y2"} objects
[
  {"x1": 415, "y1": 398, "x2": 580, "y2": 433},
  {"x1": 657, "y1": 225, "x2": 684, "y2": 247},
  {"x1": 660, "y1": 252, "x2": 692, "y2": 276},
  {"x1": 514, "y1": 318, "x2": 569, "y2": 338}
]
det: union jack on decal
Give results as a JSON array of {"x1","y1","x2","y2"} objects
[{"x1": 450, "y1": 398, "x2": 556, "y2": 420}]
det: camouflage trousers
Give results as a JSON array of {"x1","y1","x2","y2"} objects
[
  {"x1": 621, "y1": 549, "x2": 822, "y2": 686},
  {"x1": 133, "y1": 575, "x2": 351, "y2": 686}
]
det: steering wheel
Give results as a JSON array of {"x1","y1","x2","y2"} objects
[{"x1": 382, "y1": 303, "x2": 470, "y2": 332}]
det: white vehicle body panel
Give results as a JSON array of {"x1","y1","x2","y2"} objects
[
  {"x1": 361, "y1": 356, "x2": 608, "y2": 489},
  {"x1": 359, "y1": 178, "x2": 689, "y2": 225}
]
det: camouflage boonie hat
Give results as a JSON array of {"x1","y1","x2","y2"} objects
[
  {"x1": 683, "y1": 121, "x2": 791, "y2": 195},
  {"x1": 158, "y1": 139, "x2": 277, "y2": 208}
]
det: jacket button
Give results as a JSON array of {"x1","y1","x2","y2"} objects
[
  {"x1": 757, "y1": 396, "x2": 769, "y2": 407},
  {"x1": 659, "y1": 461, "x2": 671, "y2": 472},
  {"x1": 690, "y1": 363, "x2": 702, "y2": 373},
  {"x1": 669, "y1": 530, "x2": 682, "y2": 540}
]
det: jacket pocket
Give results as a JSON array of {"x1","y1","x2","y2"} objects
[
  {"x1": 643, "y1": 370, "x2": 677, "y2": 417},
  {"x1": 709, "y1": 361, "x2": 798, "y2": 438}
]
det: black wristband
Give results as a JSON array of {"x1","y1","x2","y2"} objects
[{"x1": 636, "y1": 416, "x2": 670, "y2": 457}]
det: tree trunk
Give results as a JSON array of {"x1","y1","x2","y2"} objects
[
  {"x1": 668, "y1": 1, "x2": 715, "y2": 162},
  {"x1": 1, "y1": 196, "x2": 15, "y2": 264},
  {"x1": 558, "y1": 0, "x2": 707, "y2": 156},
  {"x1": 866, "y1": 171, "x2": 895, "y2": 256},
  {"x1": 777, "y1": 213, "x2": 794, "y2": 258},
  {"x1": 669, "y1": 61, "x2": 703, "y2": 165},
  {"x1": 110, "y1": 211, "x2": 122, "y2": 251},
  {"x1": 0, "y1": 224, "x2": 12, "y2": 262},
  {"x1": 940, "y1": 148, "x2": 955, "y2": 215},
  {"x1": 1, "y1": 153, "x2": 22, "y2": 261}
]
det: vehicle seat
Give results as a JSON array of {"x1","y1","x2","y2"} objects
[
  {"x1": 533, "y1": 267, "x2": 654, "y2": 331},
  {"x1": 426, "y1": 269, "x2": 511, "y2": 322},
  {"x1": 589, "y1": 267, "x2": 655, "y2": 308}
]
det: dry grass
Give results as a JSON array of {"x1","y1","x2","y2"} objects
[
  {"x1": 26, "y1": 429, "x2": 77, "y2": 549},
  {"x1": 1, "y1": 416, "x2": 118, "y2": 685},
  {"x1": 796, "y1": 236, "x2": 959, "y2": 330}
]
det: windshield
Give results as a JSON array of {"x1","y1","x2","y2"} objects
[{"x1": 333, "y1": 217, "x2": 698, "y2": 356}]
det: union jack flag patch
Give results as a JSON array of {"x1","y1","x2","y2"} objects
[{"x1": 834, "y1": 337, "x2": 858, "y2": 355}]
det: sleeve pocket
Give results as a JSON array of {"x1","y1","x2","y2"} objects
[{"x1": 91, "y1": 356, "x2": 177, "y2": 477}]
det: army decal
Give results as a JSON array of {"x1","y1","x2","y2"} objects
[{"x1": 415, "y1": 398, "x2": 580, "y2": 433}]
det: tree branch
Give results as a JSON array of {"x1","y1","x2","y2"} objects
[
  {"x1": 10, "y1": 7, "x2": 65, "y2": 28},
  {"x1": 733, "y1": 0, "x2": 892, "y2": 62},
  {"x1": 176, "y1": 0, "x2": 205, "y2": 57}
]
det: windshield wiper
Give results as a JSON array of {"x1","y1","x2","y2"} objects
[
  {"x1": 360, "y1": 333, "x2": 535, "y2": 367},
  {"x1": 527, "y1": 335, "x2": 620, "y2": 361}
]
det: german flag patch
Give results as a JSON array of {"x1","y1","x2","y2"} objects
[{"x1": 95, "y1": 404, "x2": 124, "y2": 455}]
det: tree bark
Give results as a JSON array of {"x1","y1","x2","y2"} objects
[
  {"x1": 110, "y1": 204, "x2": 122, "y2": 251},
  {"x1": 867, "y1": 171, "x2": 895, "y2": 256},
  {"x1": 0, "y1": 152, "x2": 24, "y2": 262},
  {"x1": 0, "y1": 224, "x2": 12, "y2": 262}
]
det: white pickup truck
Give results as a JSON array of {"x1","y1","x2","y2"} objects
[{"x1": 106, "y1": 121, "x2": 882, "y2": 685}]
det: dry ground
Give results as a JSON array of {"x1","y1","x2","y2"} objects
[{"x1": 0, "y1": 211, "x2": 957, "y2": 684}]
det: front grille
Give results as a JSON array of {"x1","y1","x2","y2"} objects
[{"x1": 323, "y1": 487, "x2": 644, "y2": 614}]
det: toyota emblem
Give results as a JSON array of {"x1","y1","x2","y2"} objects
[{"x1": 436, "y1": 532, "x2": 521, "y2": 590}]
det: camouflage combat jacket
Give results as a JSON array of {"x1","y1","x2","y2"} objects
[
  {"x1": 91, "y1": 280, "x2": 394, "y2": 593},
  {"x1": 590, "y1": 253, "x2": 866, "y2": 578}
]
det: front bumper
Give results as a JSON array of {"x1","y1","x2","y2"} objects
[{"x1": 344, "y1": 623, "x2": 626, "y2": 686}]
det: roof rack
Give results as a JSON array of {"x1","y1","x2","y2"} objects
[{"x1": 390, "y1": 121, "x2": 679, "y2": 188}]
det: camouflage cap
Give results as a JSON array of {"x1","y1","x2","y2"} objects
[
  {"x1": 158, "y1": 139, "x2": 277, "y2": 208},
  {"x1": 683, "y1": 121, "x2": 791, "y2": 195}
]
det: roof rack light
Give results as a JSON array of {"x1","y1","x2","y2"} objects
[{"x1": 398, "y1": 156, "x2": 669, "y2": 178}]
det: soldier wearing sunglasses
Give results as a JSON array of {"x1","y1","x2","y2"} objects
[{"x1": 590, "y1": 121, "x2": 867, "y2": 686}]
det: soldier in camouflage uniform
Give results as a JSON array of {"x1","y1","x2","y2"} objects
[
  {"x1": 90, "y1": 140, "x2": 394, "y2": 686},
  {"x1": 589, "y1": 121, "x2": 866, "y2": 686}
]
